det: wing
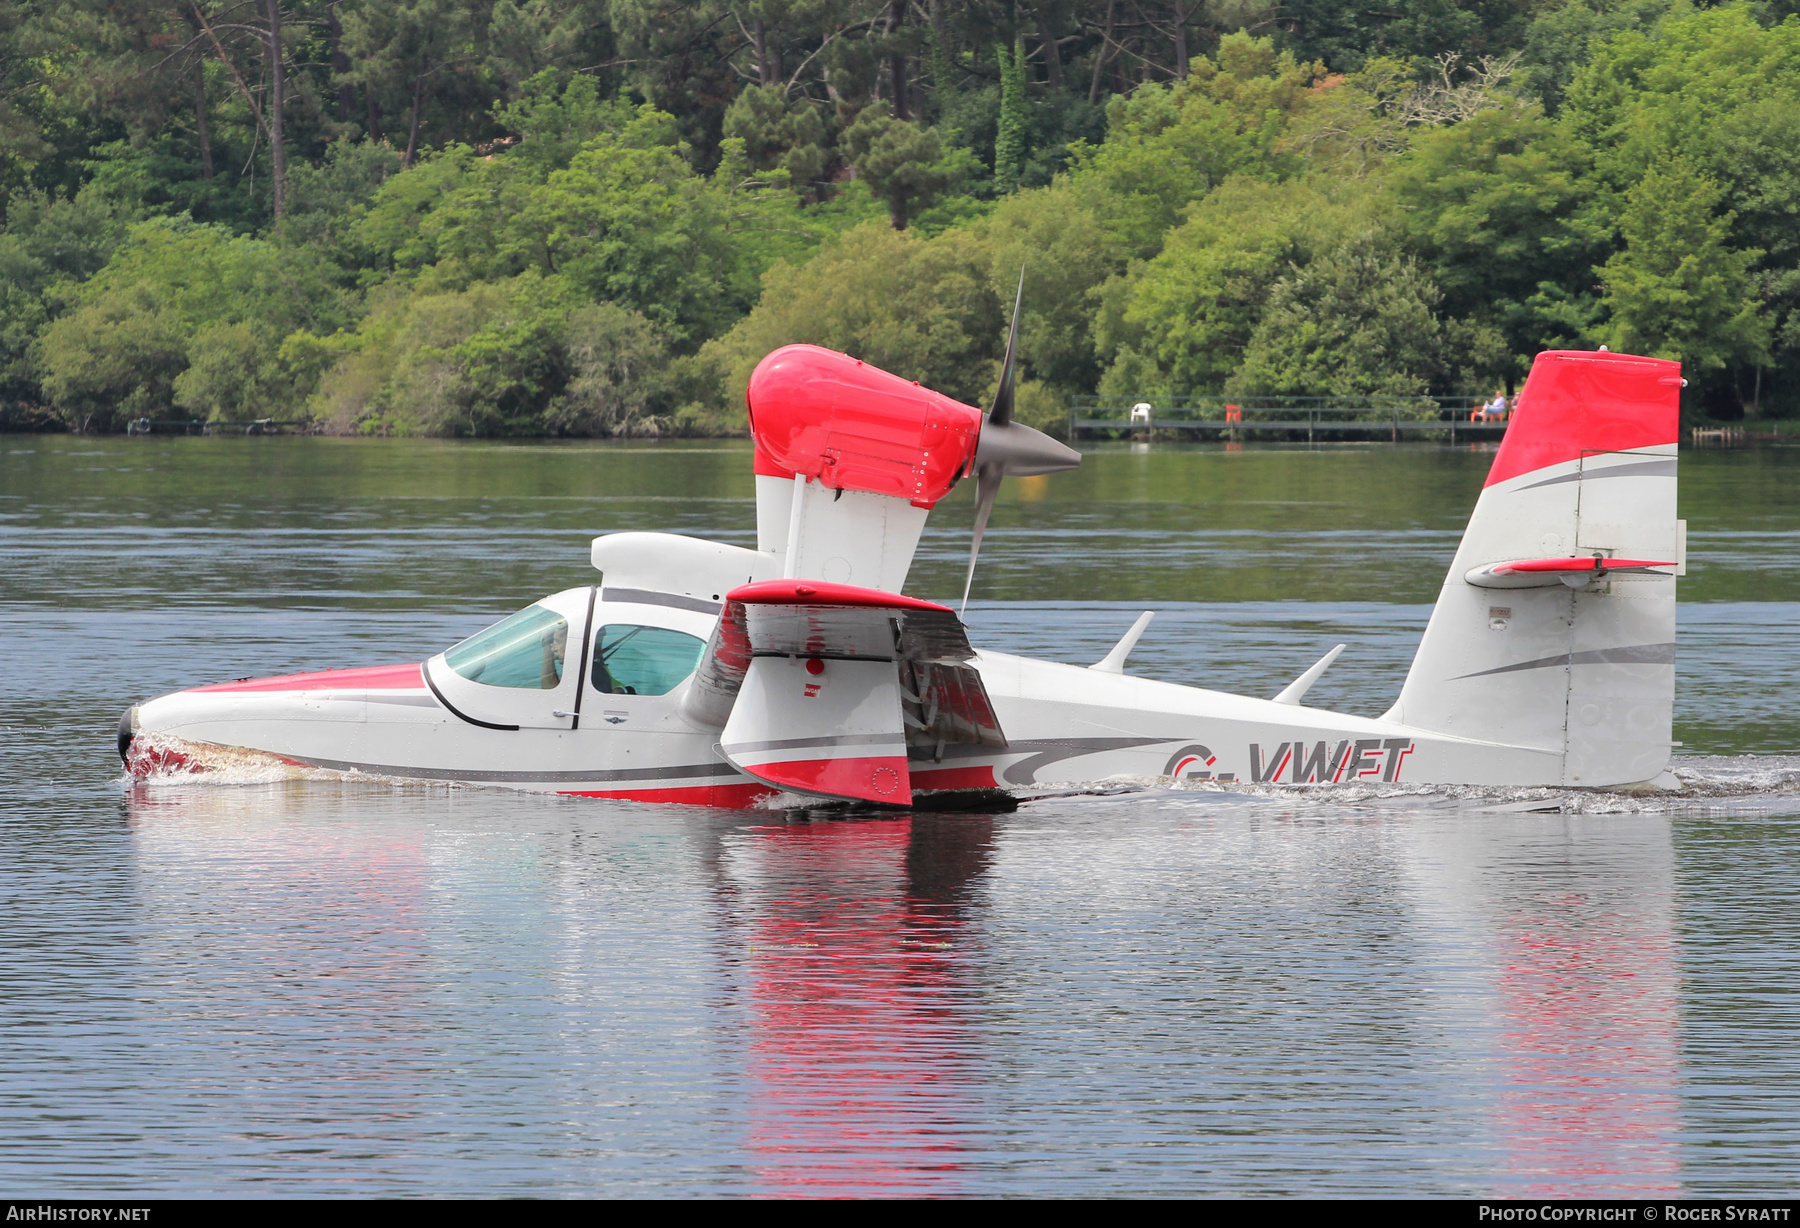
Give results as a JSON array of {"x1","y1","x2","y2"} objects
[{"x1": 682, "y1": 580, "x2": 1007, "y2": 804}]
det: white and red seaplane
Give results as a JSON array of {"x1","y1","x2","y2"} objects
[{"x1": 121, "y1": 300, "x2": 1687, "y2": 806}]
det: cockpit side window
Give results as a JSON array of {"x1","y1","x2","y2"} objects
[
  {"x1": 592, "y1": 624, "x2": 705, "y2": 696},
  {"x1": 444, "y1": 605, "x2": 568, "y2": 689}
]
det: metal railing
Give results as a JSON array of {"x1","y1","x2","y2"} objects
[
  {"x1": 1070, "y1": 395, "x2": 1505, "y2": 442},
  {"x1": 125, "y1": 417, "x2": 314, "y2": 435}
]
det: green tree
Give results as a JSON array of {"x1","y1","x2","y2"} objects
[
  {"x1": 1066, "y1": 34, "x2": 1323, "y2": 259},
  {"x1": 34, "y1": 300, "x2": 187, "y2": 430},
  {"x1": 993, "y1": 36, "x2": 1027, "y2": 193},
  {"x1": 704, "y1": 220, "x2": 1003, "y2": 415},
  {"x1": 1227, "y1": 233, "x2": 1467, "y2": 398},
  {"x1": 547, "y1": 301, "x2": 676, "y2": 435},
  {"x1": 1387, "y1": 107, "x2": 1604, "y2": 367},
  {"x1": 1272, "y1": 0, "x2": 1517, "y2": 72},
  {"x1": 0, "y1": 187, "x2": 126, "y2": 405},
  {"x1": 1100, "y1": 176, "x2": 1374, "y2": 396},
  {"x1": 494, "y1": 71, "x2": 642, "y2": 175},
  {"x1": 519, "y1": 109, "x2": 747, "y2": 343},
  {"x1": 1564, "y1": 5, "x2": 1800, "y2": 405},
  {"x1": 347, "y1": 144, "x2": 483, "y2": 282},
  {"x1": 173, "y1": 321, "x2": 285, "y2": 419},
  {"x1": 974, "y1": 178, "x2": 1123, "y2": 394},
  {"x1": 722, "y1": 82, "x2": 831, "y2": 193},
  {"x1": 33, "y1": 216, "x2": 348, "y2": 428},
  {"x1": 277, "y1": 137, "x2": 405, "y2": 251},
  {"x1": 1598, "y1": 159, "x2": 1767, "y2": 371},
  {"x1": 1515, "y1": 0, "x2": 1675, "y2": 114},
  {"x1": 310, "y1": 270, "x2": 579, "y2": 435},
  {"x1": 840, "y1": 106, "x2": 969, "y2": 230},
  {"x1": 341, "y1": 0, "x2": 476, "y2": 167}
]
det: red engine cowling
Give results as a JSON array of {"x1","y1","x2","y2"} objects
[{"x1": 746, "y1": 345, "x2": 984, "y2": 509}]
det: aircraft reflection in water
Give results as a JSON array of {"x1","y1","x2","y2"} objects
[
  {"x1": 1401, "y1": 818, "x2": 1680, "y2": 1197},
  {"x1": 115, "y1": 789, "x2": 1683, "y2": 1195},
  {"x1": 115, "y1": 788, "x2": 443, "y2": 1144},
  {"x1": 719, "y1": 816, "x2": 990, "y2": 1195}
]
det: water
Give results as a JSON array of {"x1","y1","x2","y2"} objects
[{"x1": 3, "y1": 434, "x2": 1798, "y2": 1197}]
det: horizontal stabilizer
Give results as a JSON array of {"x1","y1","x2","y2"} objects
[{"x1": 1464, "y1": 556, "x2": 1675, "y2": 589}]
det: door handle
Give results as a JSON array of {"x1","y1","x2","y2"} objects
[{"x1": 552, "y1": 709, "x2": 577, "y2": 719}]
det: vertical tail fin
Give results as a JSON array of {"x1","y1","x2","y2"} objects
[{"x1": 1388, "y1": 351, "x2": 1684, "y2": 786}]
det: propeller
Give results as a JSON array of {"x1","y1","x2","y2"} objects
[{"x1": 960, "y1": 270, "x2": 1082, "y2": 613}]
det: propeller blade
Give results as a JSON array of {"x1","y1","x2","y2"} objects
[
  {"x1": 963, "y1": 268, "x2": 1080, "y2": 615},
  {"x1": 960, "y1": 462, "x2": 1004, "y2": 615},
  {"x1": 989, "y1": 267, "x2": 1025, "y2": 427}
]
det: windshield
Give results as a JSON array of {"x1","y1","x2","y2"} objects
[
  {"x1": 444, "y1": 604, "x2": 568, "y2": 689},
  {"x1": 593, "y1": 624, "x2": 705, "y2": 696}
]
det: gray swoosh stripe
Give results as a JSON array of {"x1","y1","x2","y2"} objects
[
  {"x1": 722, "y1": 732, "x2": 905, "y2": 755},
  {"x1": 602, "y1": 586, "x2": 722, "y2": 615},
  {"x1": 309, "y1": 736, "x2": 1186, "y2": 788},
  {"x1": 297, "y1": 756, "x2": 741, "y2": 784},
  {"x1": 1517, "y1": 458, "x2": 1677, "y2": 489},
  {"x1": 364, "y1": 695, "x2": 441, "y2": 708},
  {"x1": 998, "y1": 736, "x2": 1176, "y2": 785},
  {"x1": 1455, "y1": 642, "x2": 1676, "y2": 680}
]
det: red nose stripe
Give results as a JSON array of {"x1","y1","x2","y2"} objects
[{"x1": 189, "y1": 663, "x2": 427, "y2": 693}]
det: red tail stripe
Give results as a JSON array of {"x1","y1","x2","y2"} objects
[{"x1": 1485, "y1": 351, "x2": 1680, "y2": 489}]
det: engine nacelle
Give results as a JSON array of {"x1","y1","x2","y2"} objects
[{"x1": 746, "y1": 345, "x2": 987, "y2": 592}]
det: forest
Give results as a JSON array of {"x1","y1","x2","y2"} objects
[{"x1": 0, "y1": 0, "x2": 1794, "y2": 436}]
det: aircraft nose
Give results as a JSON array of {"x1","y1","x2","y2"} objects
[{"x1": 118, "y1": 706, "x2": 137, "y2": 764}]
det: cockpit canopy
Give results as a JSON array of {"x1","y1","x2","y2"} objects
[
  {"x1": 592, "y1": 624, "x2": 703, "y2": 695},
  {"x1": 444, "y1": 604, "x2": 568, "y2": 689},
  {"x1": 441, "y1": 598, "x2": 706, "y2": 699}
]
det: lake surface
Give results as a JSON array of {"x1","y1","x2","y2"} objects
[{"x1": 2, "y1": 434, "x2": 1798, "y2": 1197}]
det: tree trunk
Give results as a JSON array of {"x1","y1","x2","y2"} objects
[
  {"x1": 404, "y1": 73, "x2": 424, "y2": 166},
  {"x1": 1038, "y1": 7, "x2": 1061, "y2": 89},
  {"x1": 267, "y1": 0, "x2": 285, "y2": 217},
  {"x1": 886, "y1": 0, "x2": 907, "y2": 120},
  {"x1": 1089, "y1": 0, "x2": 1115, "y2": 103},
  {"x1": 366, "y1": 89, "x2": 384, "y2": 143},
  {"x1": 1172, "y1": 0, "x2": 1188, "y2": 80},
  {"x1": 195, "y1": 66, "x2": 214, "y2": 178},
  {"x1": 326, "y1": 2, "x2": 355, "y2": 123},
  {"x1": 752, "y1": 17, "x2": 773, "y2": 86}
]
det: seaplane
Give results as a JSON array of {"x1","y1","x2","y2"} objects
[{"x1": 120, "y1": 287, "x2": 1687, "y2": 806}]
